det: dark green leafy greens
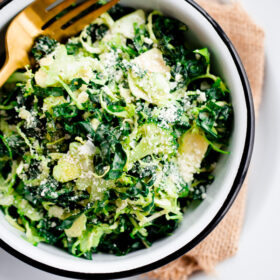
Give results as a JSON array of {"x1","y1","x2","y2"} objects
[{"x1": 31, "y1": 36, "x2": 58, "y2": 61}]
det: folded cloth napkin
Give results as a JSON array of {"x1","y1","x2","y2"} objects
[{"x1": 147, "y1": 1, "x2": 265, "y2": 279}]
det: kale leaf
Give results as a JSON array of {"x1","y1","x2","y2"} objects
[
  {"x1": 86, "y1": 23, "x2": 109, "y2": 43},
  {"x1": 31, "y1": 36, "x2": 58, "y2": 61},
  {"x1": 65, "y1": 121, "x2": 95, "y2": 139},
  {"x1": 33, "y1": 86, "x2": 65, "y2": 98},
  {"x1": 107, "y1": 144, "x2": 127, "y2": 180},
  {"x1": 52, "y1": 103, "x2": 79, "y2": 119}
]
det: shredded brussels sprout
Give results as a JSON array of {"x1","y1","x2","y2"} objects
[{"x1": 0, "y1": 4, "x2": 233, "y2": 259}]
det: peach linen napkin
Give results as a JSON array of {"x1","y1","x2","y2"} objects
[{"x1": 148, "y1": 1, "x2": 265, "y2": 279}]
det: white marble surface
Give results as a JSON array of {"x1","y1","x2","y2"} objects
[{"x1": 1, "y1": 0, "x2": 280, "y2": 279}]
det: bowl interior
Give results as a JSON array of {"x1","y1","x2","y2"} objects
[{"x1": 0, "y1": 0, "x2": 249, "y2": 275}]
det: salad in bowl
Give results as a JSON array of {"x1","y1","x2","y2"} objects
[
  {"x1": 0, "y1": 4, "x2": 233, "y2": 259},
  {"x1": 0, "y1": 0, "x2": 254, "y2": 278}
]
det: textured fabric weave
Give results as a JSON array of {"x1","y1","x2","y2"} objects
[{"x1": 147, "y1": 1, "x2": 265, "y2": 279}]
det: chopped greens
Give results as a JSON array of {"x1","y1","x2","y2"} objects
[{"x1": 0, "y1": 5, "x2": 233, "y2": 259}]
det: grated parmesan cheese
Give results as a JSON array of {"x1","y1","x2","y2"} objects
[
  {"x1": 18, "y1": 107, "x2": 36, "y2": 128},
  {"x1": 196, "y1": 90, "x2": 207, "y2": 103}
]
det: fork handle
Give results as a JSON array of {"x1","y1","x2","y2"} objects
[{"x1": 0, "y1": 59, "x2": 17, "y2": 88}]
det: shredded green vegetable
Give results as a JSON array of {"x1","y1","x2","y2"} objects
[{"x1": 0, "y1": 4, "x2": 233, "y2": 259}]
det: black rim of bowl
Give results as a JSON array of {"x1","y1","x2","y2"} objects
[
  {"x1": 0, "y1": 0, "x2": 13, "y2": 9},
  {"x1": 0, "y1": 0, "x2": 255, "y2": 279}
]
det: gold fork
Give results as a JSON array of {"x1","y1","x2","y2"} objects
[{"x1": 0, "y1": 0, "x2": 120, "y2": 87}]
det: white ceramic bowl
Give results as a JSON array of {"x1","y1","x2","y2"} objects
[{"x1": 0, "y1": 0, "x2": 254, "y2": 278}]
